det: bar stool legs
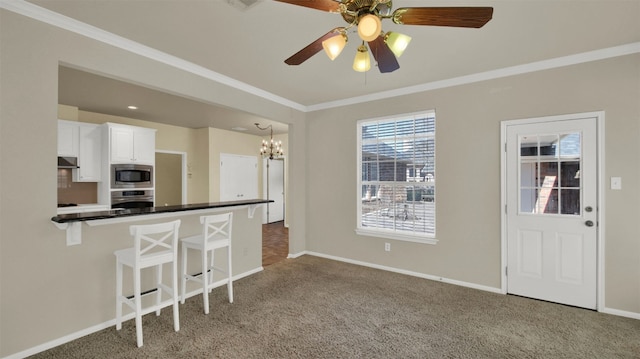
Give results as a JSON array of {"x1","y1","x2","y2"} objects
[
  {"x1": 180, "y1": 212, "x2": 233, "y2": 314},
  {"x1": 114, "y1": 219, "x2": 181, "y2": 347}
]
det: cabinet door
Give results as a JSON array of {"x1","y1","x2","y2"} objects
[
  {"x1": 74, "y1": 124, "x2": 102, "y2": 182},
  {"x1": 133, "y1": 129, "x2": 156, "y2": 164},
  {"x1": 110, "y1": 127, "x2": 134, "y2": 163},
  {"x1": 220, "y1": 154, "x2": 258, "y2": 201},
  {"x1": 58, "y1": 120, "x2": 79, "y2": 157}
]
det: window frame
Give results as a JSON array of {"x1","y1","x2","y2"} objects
[{"x1": 356, "y1": 110, "x2": 438, "y2": 245}]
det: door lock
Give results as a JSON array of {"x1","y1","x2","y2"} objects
[
  {"x1": 585, "y1": 206, "x2": 593, "y2": 212},
  {"x1": 585, "y1": 220, "x2": 594, "y2": 227}
]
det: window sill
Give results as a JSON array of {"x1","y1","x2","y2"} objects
[{"x1": 355, "y1": 228, "x2": 438, "y2": 245}]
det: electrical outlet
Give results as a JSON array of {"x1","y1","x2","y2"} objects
[{"x1": 384, "y1": 242, "x2": 391, "y2": 252}]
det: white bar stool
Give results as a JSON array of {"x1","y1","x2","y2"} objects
[
  {"x1": 180, "y1": 212, "x2": 233, "y2": 314},
  {"x1": 114, "y1": 219, "x2": 181, "y2": 347}
]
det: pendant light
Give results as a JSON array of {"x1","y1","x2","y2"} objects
[
  {"x1": 353, "y1": 43, "x2": 371, "y2": 72},
  {"x1": 322, "y1": 32, "x2": 348, "y2": 60},
  {"x1": 255, "y1": 123, "x2": 284, "y2": 160},
  {"x1": 384, "y1": 32, "x2": 412, "y2": 58}
]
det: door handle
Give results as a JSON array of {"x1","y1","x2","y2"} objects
[{"x1": 585, "y1": 220, "x2": 594, "y2": 227}]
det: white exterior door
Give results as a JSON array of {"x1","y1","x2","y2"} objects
[
  {"x1": 505, "y1": 115, "x2": 598, "y2": 309},
  {"x1": 262, "y1": 158, "x2": 285, "y2": 223},
  {"x1": 220, "y1": 153, "x2": 258, "y2": 201}
]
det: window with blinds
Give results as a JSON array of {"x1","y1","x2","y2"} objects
[{"x1": 356, "y1": 111, "x2": 436, "y2": 243}]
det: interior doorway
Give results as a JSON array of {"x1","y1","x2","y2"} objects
[
  {"x1": 262, "y1": 158, "x2": 285, "y2": 224},
  {"x1": 155, "y1": 151, "x2": 187, "y2": 206},
  {"x1": 262, "y1": 221, "x2": 288, "y2": 267}
]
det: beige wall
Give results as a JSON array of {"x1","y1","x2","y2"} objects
[
  {"x1": 155, "y1": 152, "x2": 182, "y2": 206},
  {"x1": 1, "y1": 5, "x2": 638, "y2": 359},
  {"x1": 0, "y1": 10, "x2": 307, "y2": 357},
  {"x1": 305, "y1": 54, "x2": 640, "y2": 313}
]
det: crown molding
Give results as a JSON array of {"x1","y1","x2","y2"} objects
[
  {"x1": 306, "y1": 41, "x2": 640, "y2": 112},
  {"x1": 2, "y1": 0, "x2": 639, "y2": 113},
  {"x1": 0, "y1": 0, "x2": 306, "y2": 112}
]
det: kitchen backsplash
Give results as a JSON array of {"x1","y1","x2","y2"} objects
[{"x1": 57, "y1": 169, "x2": 98, "y2": 204}]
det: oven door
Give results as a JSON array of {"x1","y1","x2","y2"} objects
[{"x1": 111, "y1": 190, "x2": 154, "y2": 209}]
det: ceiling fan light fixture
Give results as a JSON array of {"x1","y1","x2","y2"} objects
[
  {"x1": 353, "y1": 44, "x2": 371, "y2": 72},
  {"x1": 322, "y1": 33, "x2": 348, "y2": 61},
  {"x1": 357, "y1": 14, "x2": 382, "y2": 42},
  {"x1": 384, "y1": 31, "x2": 412, "y2": 58}
]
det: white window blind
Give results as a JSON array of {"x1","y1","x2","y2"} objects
[{"x1": 357, "y1": 111, "x2": 436, "y2": 242}]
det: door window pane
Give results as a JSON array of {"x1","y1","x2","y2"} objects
[
  {"x1": 537, "y1": 188, "x2": 558, "y2": 214},
  {"x1": 560, "y1": 161, "x2": 580, "y2": 187},
  {"x1": 520, "y1": 136, "x2": 538, "y2": 157},
  {"x1": 561, "y1": 189, "x2": 580, "y2": 215},
  {"x1": 521, "y1": 188, "x2": 537, "y2": 213},
  {"x1": 539, "y1": 135, "x2": 559, "y2": 157},
  {"x1": 539, "y1": 162, "x2": 558, "y2": 188},
  {"x1": 559, "y1": 133, "x2": 581, "y2": 157},
  {"x1": 518, "y1": 132, "x2": 581, "y2": 216}
]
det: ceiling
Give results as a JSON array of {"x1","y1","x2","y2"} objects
[{"x1": 23, "y1": 0, "x2": 640, "y2": 133}]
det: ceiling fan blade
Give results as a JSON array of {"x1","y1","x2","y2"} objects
[
  {"x1": 274, "y1": 0, "x2": 341, "y2": 13},
  {"x1": 392, "y1": 7, "x2": 493, "y2": 28},
  {"x1": 367, "y1": 36, "x2": 399, "y2": 73},
  {"x1": 284, "y1": 29, "x2": 341, "y2": 65}
]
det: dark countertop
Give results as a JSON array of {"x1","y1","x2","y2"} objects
[{"x1": 51, "y1": 199, "x2": 273, "y2": 223}]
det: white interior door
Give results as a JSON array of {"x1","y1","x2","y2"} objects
[
  {"x1": 262, "y1": 158, "x2": 285, "y2": 223},
  {"x1": 220, "y1": 153, "x2": 258, "y2": 202},
  {"x1": 505, "y1": 116, "x2": 598, "y2": 309}
]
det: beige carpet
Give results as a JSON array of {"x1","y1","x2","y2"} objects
[{"x1": 30, "y1": 255, "x2": 639, "y2": 358}]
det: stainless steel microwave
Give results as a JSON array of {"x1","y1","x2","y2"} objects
[{"x1": 111, "y1": 164, "x2": 153, "y2": 189}]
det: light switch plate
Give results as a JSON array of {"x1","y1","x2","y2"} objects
[{"x1": 611, "y1": 177, "x2": 622, "y2": 190}]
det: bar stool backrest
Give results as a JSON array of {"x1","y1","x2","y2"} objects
[
  {"x1": 202, "y1": 213, "x2": 233, "y2": 244},
  {"x1": 130, "y1": 220, "x2": 181, "y2": 264}
]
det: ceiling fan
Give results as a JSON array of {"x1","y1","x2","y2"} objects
[{"x1": 275, "y1": 0, "x2": 493, "y2": 73}]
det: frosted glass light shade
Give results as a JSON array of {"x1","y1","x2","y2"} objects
[
  {"x1": 353, "y1": 45, "x2": 371, "y2": 72},
  {"x1": 385, "y1": 32, "x2": 412, "y2": 58},
  {"x1": 357, "y1": 14, "x2": 382, "y2": 42},
  {"x1": 322, "y1": 33, "x2": 347, "y2": 61}
]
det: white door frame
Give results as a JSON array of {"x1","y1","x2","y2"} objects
[
  {"x1": 155, "y1": 149, "x2": 188, "y2": 205},
  {"x1": 263, "y1": 157, "x2": 286, "y2": 224},
  {"x1": 500, "y1": 111, "x2": 605, "y2": 312}
]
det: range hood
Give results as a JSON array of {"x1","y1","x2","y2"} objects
[{"x1": 58, "y1": 156, "x2": 79, "y2": 169}]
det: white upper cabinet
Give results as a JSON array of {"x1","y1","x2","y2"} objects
[
  {"x1": 57, "y1": 120, "x2": 79, "y2": 157},
  {"x1": 73, "y1": 123, "x2": 102, "y2": 182},
  {"x1": 58, "y1": 120, "x2": 103, "y2": 182},
  {"x1": 108, "y1": 124, "x2": 156, "y2": 164}
]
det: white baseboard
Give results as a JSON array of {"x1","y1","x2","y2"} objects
[
  {"x1": 601, "y1": 307, "x2": 640, "y2": 320},
  {"x1": 302, "y1": 251, "x2": 640, "y2": 320},
  {"x1": 287, "y1": 251, "x2": 306, "y2": 259},
  {"x1": 304, "y1": 251, "x2": 503, "y2": 294},
  {"x1": 2, "y1": 266, "x2": 264, "y2": 359}
]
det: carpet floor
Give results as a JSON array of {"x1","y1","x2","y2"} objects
[{"x1": 29, "y1": 255, "x2": 639, "y2": 358}]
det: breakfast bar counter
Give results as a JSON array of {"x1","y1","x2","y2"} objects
[{"x1": 51, "y1": 199, "x2": 272, "y2": 245}]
